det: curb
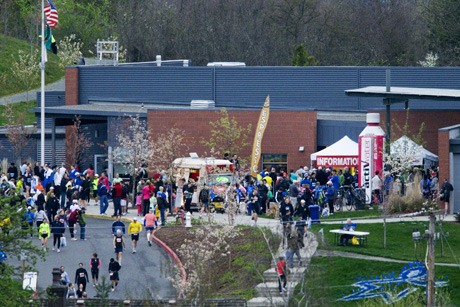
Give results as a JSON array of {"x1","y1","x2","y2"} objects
[
  {"x1": 151, "y1": 228, "x2": 187, "y2": 299},
  {"x1": 86, "y1": 214, "x2": 134, "y2": 223}
]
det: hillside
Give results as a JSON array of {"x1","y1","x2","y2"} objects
[{"x1": 0, "y1": 34, "x2": 64, "y2": 98}]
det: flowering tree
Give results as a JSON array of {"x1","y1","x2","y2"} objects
[
  {"x1": 10, "y1": 49, "x2": 39, "y2": 102},
  {"x1": 150, "y1": 127, "x2": 189, "y2": 172},
  {"x1": 112, "y1": 115, "x2": 154, "y2": 197},
  {"x1": 57, "y1": 34, "x2": 83, "y2": 68},
  {"x1": 202, "y1": 108, "x2": 252, "y2": 162},
  {"x1": 2, "y1": 104, "x2": 36, "y2": 162},
  {"x1": 170, "y1": 225, "x2": 240, "y2": 303}
]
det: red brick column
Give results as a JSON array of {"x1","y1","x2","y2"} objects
[
  {"x1": 438, "y1": 130, "x2": 450, "y2": 183},
  {"x1": 65, "y1": 67, "x2": 79, "y2": 106}
]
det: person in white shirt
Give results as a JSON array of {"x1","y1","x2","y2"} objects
[{"x1": 371, "y1": 171, "x2": 382, "y2": 203}]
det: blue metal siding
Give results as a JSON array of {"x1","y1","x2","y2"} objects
[
  {"x1": 75, "y1": 65, "x2": 460, "y2": 111},
  {"x1": 36, "y1": 91, "x2": 65, "y2": 128},
  {"x1": 78, "y1": 66, "x2": 213, "y2": 104},
  {"x1": 317, "y1": 120, "x2": 366, "y2": 148},
  {"x1": 214, "y1": 67, "x2": 359, "y2": 109}
]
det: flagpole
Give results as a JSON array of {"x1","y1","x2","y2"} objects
[{"x1": 40, "y1": 0, "x2": 45, "y2": 166}]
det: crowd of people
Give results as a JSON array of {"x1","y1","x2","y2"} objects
[{"x1": 0, "y1": 158, "x2": 453, "y2": 300}]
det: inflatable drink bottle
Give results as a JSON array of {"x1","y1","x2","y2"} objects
[{"x1": 358, "y1": 113, "x2": 385, "y2": 204}]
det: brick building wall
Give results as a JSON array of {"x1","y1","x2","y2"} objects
[
  {"x1": 148, "y1": 109, "x2": 317, "y2": 171},
  {"x1": 378, "y1": 110, "x2": 460, "y2": 155}
]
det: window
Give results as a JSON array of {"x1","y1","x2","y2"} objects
[{"x1": 262, "y1": 154, "x2": 288, "y2": 172}]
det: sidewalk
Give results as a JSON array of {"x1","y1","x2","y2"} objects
[
  {"x1": 84, "y1": 200, "x2": 457, "y2": 227},
  {"x1": 0, "y1": 78, "x2": 65, "y2": 105}
]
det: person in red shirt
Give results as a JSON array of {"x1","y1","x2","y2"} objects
[
  {"x1": 276, "y1": 256, "x2": 288, "y2": 294},
  {"x1": 112, "y1": 181, "x2": 123, "y2": 217}
]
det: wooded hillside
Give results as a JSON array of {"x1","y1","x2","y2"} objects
[{"x1": 2, "y1": 0, "x2": 459, "y2": 66}]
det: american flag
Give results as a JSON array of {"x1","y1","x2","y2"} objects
[{"x1": 44, "y1": 0, "x2": 58, "y2": 28}]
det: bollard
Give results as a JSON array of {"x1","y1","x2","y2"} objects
[
  {"x1": 185, "y1": 212, "x2": 192, "y2": 228},
  {"x1": 48, "y1": 268, "x2": 67, "y2": 307}
]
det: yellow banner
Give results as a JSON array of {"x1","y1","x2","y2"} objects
[{"x1": 250, "y1": 96, "x2": 270, "y2": 177}]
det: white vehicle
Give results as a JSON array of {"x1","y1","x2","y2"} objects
[{"x1": 172, "y1": 156, "x2": 235, "y2": 187}]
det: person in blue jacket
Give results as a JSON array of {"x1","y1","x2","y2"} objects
[
  {"x1": 23, "y1": 206, "x2": 35, "y2": 237},
  {"x1": 325, "y1": 181, "x2": 335, "y2": 215}
]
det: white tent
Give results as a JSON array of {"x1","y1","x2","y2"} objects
[
  {"x1": 310, "y1": 135, "x2": 359, "y2": 168},
  {"x1": 390, "y1": 136, "x2": 438, "y2": 169}
]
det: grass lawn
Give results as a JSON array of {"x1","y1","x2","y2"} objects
[
  {"x1": 310, "y1": 221, "x2": 460, "y2": 264},
  {"x1": 0, "y1": 34, "x2": 64, "y2": 97},
  {"x1": 298, "y1": 256, "x2": 459, "y2": 306},
  {"x1": 0, "y1": 101, "x2": 36, "y2": 126},
  {"x1": 259, "y1": 206, "x2": 382, "y2": 221},
  {"x1": 322, "y1": 206, "x2": 382, "y2": 221}
]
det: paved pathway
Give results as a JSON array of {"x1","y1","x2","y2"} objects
[
  {"x1": 29, "y1": 217, "x2": 175, "y2": 300},
  {"x1": 0, "y1": 78, "x2": 65, "y2": 105}
]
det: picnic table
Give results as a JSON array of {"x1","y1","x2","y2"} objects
[{"x1": 329, "y1": 229, "x2": 370, "y2": 247}]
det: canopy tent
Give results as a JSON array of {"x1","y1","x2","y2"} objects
[
  {"x1": 310, "y1": 135, "x2": 359, "y2": 168},
  {"x1": 390, "y1": 136, "x2": 438, "y2": 169}
]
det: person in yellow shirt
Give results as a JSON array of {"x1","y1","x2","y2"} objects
[
  {"x1": 128, "y1": 217, "x2": 142, "y2": 254},
  {"x1": 38, "y1": 219, "x2": 51, "y2": 251}
]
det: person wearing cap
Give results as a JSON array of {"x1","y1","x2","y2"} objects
[
  {"x1": 128, "y1": 217, "x2": 142, "y2": 253},
  {"x1": 45, "y1": 191, "x2": 60, "y2": 222},
  {"x1": 68, "y1": 200, "x2": 80, "y2": 241},
  {"x1": 144, "y1": 209, "x2": 157, "y2": 246},
  {"x1": 326, "y1": 181, "x2": 335, "y2": 215}
]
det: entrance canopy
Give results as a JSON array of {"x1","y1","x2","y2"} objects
[{"x1": 311, "y1": 135, "x2": 358, "y2": 168}]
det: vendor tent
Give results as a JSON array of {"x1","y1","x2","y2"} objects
[
  {"x1": 390, "y1": 136, "x2": 438, "y2": 169},
  {"x1": 310, "y1": 135, "x2": 359, "y2": 168}
]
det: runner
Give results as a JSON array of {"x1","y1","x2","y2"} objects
[
  {"x1": 74, "y1": 262, "x2": 89, "y2": 292},
  {"x1": 128, "y1": 217, "x2": 142, "y2": 254},
  {"x1": 113, "y1": 229, "x2": 125, "y2": 265},
  {"x1": 144, "y1": 208, "x2": 157, "y2": 247},
  {"x1": 38, "y1": 219, "x2": 50, "y2": 251},
  {"x1": 89, "y1": 253, "x2": 101, "y2": 286},
  {"x1": 51, "y1": 215, "x2": 65, "y2": 253},
  {"x1": 108, "y1": 258, "x2": 121, "y2": 292}
]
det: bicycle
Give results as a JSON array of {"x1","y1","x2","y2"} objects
[{"x1": 334, "y1": 185, "x2": 355, "y2": 211}]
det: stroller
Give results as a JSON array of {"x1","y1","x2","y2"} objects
[{"x1": 211, "y1": 195, "x2": 225, "y2": 213}]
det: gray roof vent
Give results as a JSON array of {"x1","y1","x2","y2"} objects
[{"x1": 190, "y1": 100, "x2": 215, "y2": 109}]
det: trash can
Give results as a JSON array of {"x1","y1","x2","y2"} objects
[{"x1": 309, "y1": 205, "x2": 321, "y2": 224}]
